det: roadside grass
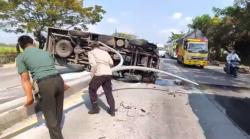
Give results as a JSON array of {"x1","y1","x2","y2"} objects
[
  {"x1": 0, "y1": 45, "x2": 17, "y2": 55},
  {"x1": 0, "y1": 44, "x2": 17, "y2": 65}
]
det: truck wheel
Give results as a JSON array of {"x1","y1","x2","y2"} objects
[
  {"x1": 199, "y1": 66, "x2": 204, "y2": 69},
  {"x1": 55, "y1": 39, "x2": 73, "y2": 58}
]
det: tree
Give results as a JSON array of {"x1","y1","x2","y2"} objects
[
  {"x1": 189, "y1": 3, "x2": 250, "y2": 65},
  {"x1": 0, "y1": 0, "x2": 105, "y2": 48},
  {"x1": 112, "y1": 32, "x2": 137, "y2": 40},
  {"x1": 167, "y1": 32, "x2": 185, "y2": 42},
  {"x1": 234, "y1": 0, "x2": 250, "y2": 7}
]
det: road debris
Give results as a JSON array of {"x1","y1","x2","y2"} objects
[
  {"x1": 140, "y1": 109, "x2": 146, "y2": 113},
  {"x1": 120, "y1": 101, "x2": 133, "y2": 109}
]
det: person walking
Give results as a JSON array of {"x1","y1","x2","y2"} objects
[
  {"x1": 87, "y1": 41, "x2": 115, "y2": 116},
  {"x1": 16, "y1": 35, "x2": 68, "y2": 139}
]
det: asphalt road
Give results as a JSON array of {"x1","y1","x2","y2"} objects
[
  {"x1": 1, "y1": 57, "x2": 250, "y2": 104},
  {"x1": 2, "y1": 79, "x2": 248, "y2": 139},
  {"x1": 0, "y1": 67, "x2": 22, "y2": 104},
  {"x1": 158, "y1": 57, "x2": 250, "y2": 88},
  {"x1": 1, "y1": 58, "x2": 250, "y2": 139},
  {"x1": 1, "y1": 57, "x2": 250, "y2": 105}
]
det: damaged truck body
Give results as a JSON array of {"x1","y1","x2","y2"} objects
[{"x1": 45, "y1": 28, "x2": 159, "y2": 82}]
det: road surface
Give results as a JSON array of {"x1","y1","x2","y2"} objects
[
  {"x1": 2, "y1": 81, "x2": 249, "y2": 139},
  {"x1": 159, "y1": 57, "x2": 250, "y2": 88},
  {"x1": 0, "y1": 66, "x2": 22, "y2": 104},
  {"x1": 1, "y1": 57, "x2": 249, "y2": 105},
  {"x1": 1, "y1": 58, "x2": 250, "y2": 139}
]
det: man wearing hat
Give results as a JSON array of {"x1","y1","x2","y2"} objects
[{"x1": 87, "y1": 41, "x2": 115, "y2": 116}]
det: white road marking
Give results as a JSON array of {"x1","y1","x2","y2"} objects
[
  {"x1": 0, "y1": 96, "x2": 16, "y2": 100},
  {"x1": 0, "y1": 84, "x2": 21, "y2": 92},
  {"x1": 0, "y1": 73, "x2": 17, "y2": 78}
]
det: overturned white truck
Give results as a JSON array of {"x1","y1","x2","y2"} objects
[{"x1": 45, "y1": 28, "x2": 159, "y2": 82}]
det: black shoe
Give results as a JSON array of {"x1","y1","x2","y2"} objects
[
  {"x1": 88, "y1": 107, "x2": 100, "y2": 114},
  {"x1": 107, "y1": 109, "x2": 115, "y2": 117}
]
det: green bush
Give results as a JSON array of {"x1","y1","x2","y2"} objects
[{"x1": 0, "y1": 46, "x2": 17, "y2": 55}]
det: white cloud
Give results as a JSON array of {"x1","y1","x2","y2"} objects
[
  {"x1": 159, "y1": 28, "x2": 180, "y2": 35},
  {"x1": 185, "y1": 17, "x2": 193, "y2": 23},
  {"x1": 157, "y1": 28, "x2": 186, "y2": 43},
  {"x1": 172, "y1": 12, "x2": 183, "y2": 20},
  {"x1": 106, "y1": 17, "x2": 119, "y2": 24},
  {"x1": 176, "y1": 16, "x2": 193, "y2": 26}
]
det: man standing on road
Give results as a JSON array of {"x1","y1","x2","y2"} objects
[
  {"x1": 16, "y1": 35, "x2": 68, "y2": 139},
  {"x1": 87, "y1": 41, "x2": 115, "y2": 116}
]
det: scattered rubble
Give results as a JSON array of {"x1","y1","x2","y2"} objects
[
  {"x1": 120, "y1": 101, "x2": 132, "y2": 109},
  {"x1": 120, "y1": 101, "x2": 148, "y2": 117},
  {"x1": 140, "y1": 109, "x2": 146, "y2": 113}
]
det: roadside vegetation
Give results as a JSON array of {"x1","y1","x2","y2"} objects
[
  {"x1": 0, "y1": 44, "x2": 17, "y2": 65},
  {"x1": 0, "y1": 0, "x2": 105, "y2": 47},
  {"x1": 188, "y1": 0, "x2": 250, "y2": 65},
  {"x1": 167, "y1": 0, "x2": 250, "y2": 66},
  {"x1": 0, "y1": 44, "x2": 16, "y2": 55}
]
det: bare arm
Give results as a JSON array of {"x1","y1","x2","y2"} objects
[{"x1": 20, "y1": 72, "x2": 34, "y2": 106}]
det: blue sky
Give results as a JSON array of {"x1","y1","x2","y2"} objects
[{"x1": 0, "y1": 0, "x2": 234, "y2": 44}]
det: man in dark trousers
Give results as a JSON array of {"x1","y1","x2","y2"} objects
[
  {"x1": 16, "y1": 35, "x2": 68, "y2": 139},
  {"x1": 88, "y1": 42, "x2": 115, "y2": 116}
]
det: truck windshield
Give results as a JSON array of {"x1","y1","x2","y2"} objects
[{"x1": 188, "y1": 43, "x2": 208, "y2": 53}]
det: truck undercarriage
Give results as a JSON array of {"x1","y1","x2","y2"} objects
[{"x1": 45, "y1": 28, "x2": 159, "y2": 82}]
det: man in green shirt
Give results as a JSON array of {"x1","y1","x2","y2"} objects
[{"x1": 16, "y1": 35, "x2": 68, "y2": 139}]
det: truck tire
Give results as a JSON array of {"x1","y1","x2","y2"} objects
[
  {"x1": 55, "y1": 39, "x2": 73, "y2": 58},
  {"x1": 116, "y1": 39, "x2": 125, "y2": 47},
  {"x1": 199, "y1": 65, "x2": 204, "y2": 69}
]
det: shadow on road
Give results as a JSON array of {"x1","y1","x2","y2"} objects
[
  {"x1": 81, "y1": 92, "x2": 109, "y2": 112},
  {"x1": 188, "y1": 93, "x2": 250, "y2": 139},
  {"x1": 166, "y1": 60, "x2": 250, "y2": 88}
]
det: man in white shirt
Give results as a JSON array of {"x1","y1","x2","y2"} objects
[
  {"x1": 226, "y1": 50, "x2": 241, "y2": 64},
  {"x1": 87, "y1": 42, "x2": 115, "y2": 116},
  {"x1": 226, "y1": 49, "x2": 241, "y2": 73}
]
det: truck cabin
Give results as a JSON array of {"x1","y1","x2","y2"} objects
[{"x1": 182, "y1": 38, "x2": 208, "y2": 54}]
